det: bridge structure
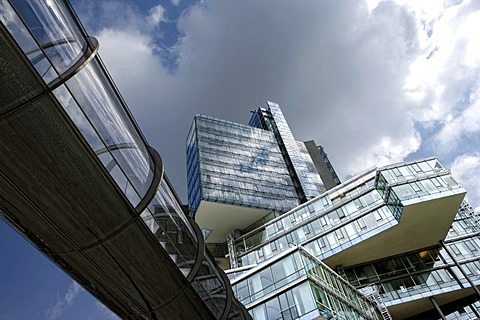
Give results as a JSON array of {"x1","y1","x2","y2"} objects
[{"x1": 0, "y1": 0, "x2": 250, "y2": 319}]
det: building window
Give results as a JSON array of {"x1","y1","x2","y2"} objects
[
  {"x1": 357, "y1": 218, "x2": 367, "y2": 230},
  {"x1": 335, "y1": 229, "x2": 345, "y2": 240}
]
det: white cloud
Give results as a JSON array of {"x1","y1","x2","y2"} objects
[
  {"x1": 149, "y1": 5, "x2": 166, "y2": 26},
  {"x1": 96, "y1": 27, "x2": 172, "y2": 117},
  {"x1": 94, "y1": 301, "x2": 120, "y2": 319},
  {"x1": 171, "y1": 0, "x2": 180, "y2": 6},
  {"x1": 45, "y1": 281, "x2": 83, "y2": 320},
  {"x1": 97, "y1": 1, "x2": 421, "y2": 180},
  {"x1": 435, "y1": 87, "x2": 480, "y2": 154},
  {"x1": 451, "y1": 153, "x2": 480, "y2": 211},
  {"x1": 88, "y1": 0, "x2": 479, "y2": 209},
  {"x1": 399, "y1": 0, "x2": 480, "y2": 155}
]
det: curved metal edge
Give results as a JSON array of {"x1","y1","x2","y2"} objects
[
  {"x1": 94, "y1": 142, "x2": 138, "y2": 156},
  {"x1": 47, "y1": 36, "x2": 99, "y2": 88},
  {"x1": 95, "y1": 143, "x2": 158, "y2": 213},
  {"x1": 214, "y1": 262, "x2": 234, "y2": 320},
  {"x1": 187, "y1": 217, "x2": 236, "y2": 319},
  {"x1": 200, "y1": 246, "x2": 234, "y2": 320},
  {"x1": 44, "y1": 145, "x2": 161, "y2": 255},
  {"x1": 231, "y1": 300, "x2": 252, "y2": 320},
  {"x1": 134, "y1": 146, "x2": 163, "y2": 214},
  {"x1": 186, "y1": 216, "x2": 206, "y2": 283},
  {"x1": 24, "y1": 37, "x2": 78, "y2": 56},
  {"x1": 0, "y1": 36, "x2": 99, "y2": 120}
]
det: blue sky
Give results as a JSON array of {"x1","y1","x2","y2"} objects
[{"x1": 1, "y1": 0, "x2": 480, "y2": 319}]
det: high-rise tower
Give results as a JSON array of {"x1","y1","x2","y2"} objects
[
  {"x1": 186, "y1": 101, "x2": 339, "y2": 245},
  {"x1": 187, "y1": 103, "x2": 480, "y2": 319}
]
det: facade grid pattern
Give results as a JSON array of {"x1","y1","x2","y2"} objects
[{"x1": 187, "y1": 114, "x2": 300, "y2": 213}]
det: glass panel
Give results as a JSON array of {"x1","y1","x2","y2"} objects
[
  {"x1": 65, "y1": 59, "x2": 153, "y2": 202},
  {"x1": 265, "y1": 299, "x2": 281, "y2": 320},
  {"x1": 53, "y1": 84, "x2": 105, "y2": 151},
  {"x1": 10, "y1": 0, "x2": 86, "y2": 75}
]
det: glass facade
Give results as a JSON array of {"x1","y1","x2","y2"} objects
[
  {"x1": 230, "y1": 158, "x2": 464, "y2": 269},
  {"x1": 230, "y1": 248, "x2": 380, "y2": 320},
  {"x1": 0, "y1": 0, "x2": 86, "y2": 86},
  {"x1": 344, "y1": 201, "x2": 480, "y2": 318},
  {"x1": 186, "y1": 104, "x2": 473, "y2": 318},
  {"x1": 248, "y1": 102, "x2": 325, "y2": 201},
  {"x1": 187, "y1": 114, "x2": 300, "y2": 213}
]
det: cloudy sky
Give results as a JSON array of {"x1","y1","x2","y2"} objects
[{"x1": 1, "y1": 0, "x2": 480, "y2": 318}]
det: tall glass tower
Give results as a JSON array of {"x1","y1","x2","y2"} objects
[
  {"x1": 186, "y1": 102, "x2": 339, "y2": 245},
  {"x1": 187, "y1": 114, "x2": 301, "y2": 214},
  {"x1": 187, "y1": 103, "x2": 480, "y2": 319},
  {"x1": 248, "y1": 101, "x2": 327, "y2": 201}
]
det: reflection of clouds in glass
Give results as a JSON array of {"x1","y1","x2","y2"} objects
[
  {"x1": 0, "y1": 1, "x2": 86, "y2": 82},
  {"x1": 56, "y1": 81, "x2": 153, "y2": 205},
  {"x1": 194, "y1": 115, "x2": 301, "y2": 212},
  {"x1": 28, "y1": 0, "x2": 84, "y2": 72},
  {"x1": 73, "y1": 64, "x2": 134, "y2": 146},
  {"x1": 4, "y1": 0, "x2": 85, "y2": 75},
  {"x1": 55, "y1": 60, "x2": 155, "y2": 204},
  {"x1": 54, "y1": 85, "x2": 104, "y2": 152},
  {"x1": 0, "y1": 0, "x2": 37, "y2": 51}
]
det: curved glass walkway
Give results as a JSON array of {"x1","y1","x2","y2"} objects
[{"x1": 0, "y1": 0, "x2": 249, "y2": 319}]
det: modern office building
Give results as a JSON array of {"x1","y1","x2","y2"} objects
[
  {"x1": 229, "y1": 246, "x2": 382, "y2": 320},
  {"x1": 0, "y1": 1, "x2": 249, "y2": 319},
  {"x1": 187, "y1": 105, "x2": 480, "y2": 319},
  {"x1": 248, "y1": 101, "x2": 329, "y2": 201},
  {"x1": 186, "y1": 102, "x2": 339, "y2": 246}
]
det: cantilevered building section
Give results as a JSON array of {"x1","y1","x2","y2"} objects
[
  {"x1": 0, "y1": 1, "x2": 249, "y2": 319},
  {"x1": 187, "y1": 115, "x2": 301, "y2": 214},
  {"x1": 229, "y1": 247, "x2": 382, "y2": 320},
  {"x1": 186, "y1": 114, "x2": 303, "y2": 244},
  {"x1": 186, "y1": 102, "x2": 332, "y2": 245},
  {"x1": 230, "y1": 158, "x2": 466, "y2": 268},
  {"x1": 225, "y1": 157, "x2": 480, "y2": 319},
  {"x1": 187, "y1": 105, "x2": 480, "y2": 318}
]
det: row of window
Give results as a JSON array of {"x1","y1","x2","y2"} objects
[
  {"x1": 202, "y1": 170, "x2": 296, "y2": 193},
  {"x1": 237, "y1": 206, "x2": 396, "y2": 267},
  {"x1": 196, "y1": 129, "x2": 277, "y2": 149},
  {"x1": 199, "y1": 147, "x2": 287, "y2": 168},
  {"x1": 197, "y1": 142, "x2": 282, "y2": 163},
  {"x1": 203, "y1": 187, "x2": 299, "y2": 212},
  {"x1": 378, "y1": 261, "x2": 480, "y2": 303},
  {"x1": 232, "y1": 249, "x2": 376, "y2": 320},
  {"x1": 380, "y1": 159, "x2": 445, "y2": 183},
  {"x1": 199, "y1": 158, "x2": 292, "y2": 182},
  {"x1": 235, "y1": 188, "x2": 384, "y2": 255},
  {"x1": 195, "y1": 119, "x2": 275, "y2": 142},
  {"x1": 391, "y1": 175, "x2": 460, "y2": 201}
]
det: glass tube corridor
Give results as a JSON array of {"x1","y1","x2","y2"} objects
[{"x1": 0, "y1": 0, "x2": 249, "y2": 319}]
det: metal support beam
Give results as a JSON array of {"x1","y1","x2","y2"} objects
[
  {"x1": 429, "y1": 297, "x2": 446, "y2": 320},
  {"x1": 471, "y1": 305, "x2": 480, "y2": 318},
  {"x1": 440, "y1": 240, "x2": 480, "y2": 299}
]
